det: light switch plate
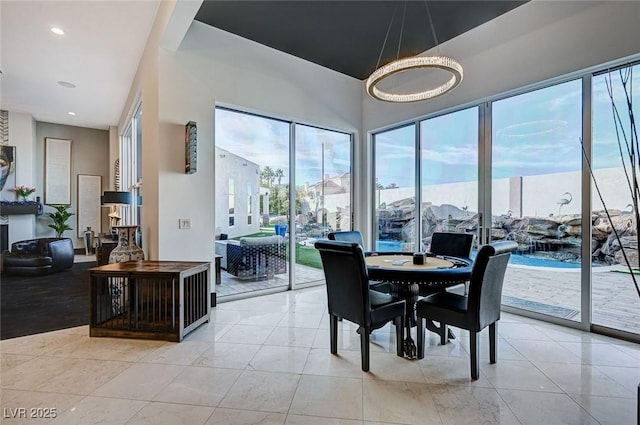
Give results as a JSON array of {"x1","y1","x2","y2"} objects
[{"x1": 179, "y1": 219, "x2": 191, "y2": 229}]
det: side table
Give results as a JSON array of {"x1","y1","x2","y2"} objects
[{"x1": 90, "y1": 260, "x2": 211, "y2": 342}]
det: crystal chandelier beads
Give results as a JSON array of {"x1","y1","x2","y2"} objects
[{"x1": 366, "y1": 55, "x2": 463, "y2": 103}]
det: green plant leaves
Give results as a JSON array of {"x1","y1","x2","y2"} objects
[{"x1": 47, "y1": 204, "x2": 74, "y2": 237}]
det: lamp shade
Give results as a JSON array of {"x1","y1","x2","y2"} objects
[{"x1": 101, "y1": 191, "x2": 131, "y2": 205}]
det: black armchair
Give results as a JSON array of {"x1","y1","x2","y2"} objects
[
  {"x1": 416, "y1": 240, "x2": 517, "y2": 380},
  {"x1": 2, "y1": 238, "x2": 74, "y2": 275},
  {"x1": 315, "y1": 240, "x2": 405, "y2": 372}
]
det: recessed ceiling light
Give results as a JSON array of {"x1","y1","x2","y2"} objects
[
  {"x1": 57, "y1": 81, "x2": 76, "y2": 88},
  {"x1": 67, "y1": 112, "x2": 76, "y2": 116},
  {"x1": 51, "y1": 27, "x2": 65, "y2": 35}
]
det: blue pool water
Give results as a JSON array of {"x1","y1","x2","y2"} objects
[
  {"x1": 376, "y1": 240, "x2": 583, "y2": 269},
  {"x1": 508, "y1": 254, "x2": 581, "y2": 269},
  {"x1": 376, "y1": 240, "x2": 404, "y2": 251}
]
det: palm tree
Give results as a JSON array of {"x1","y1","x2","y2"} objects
[
  {"x1": 275, "y1": 168, "x2": 284, "y2": 186},
  {"x1": 261, "y1": 166, "x2": 274, "y2": 188}
]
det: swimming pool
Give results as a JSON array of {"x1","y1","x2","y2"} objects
[
  {"x1": 376, "y1": 239, "x2": 583, "y2": 269},
  {"x1": 508, "y1": 254, "x2": 581, "y2": 269},
  {"x1": 376, "y1": 240, "x2": 404, "y2": 251}
]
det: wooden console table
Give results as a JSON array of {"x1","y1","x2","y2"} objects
[{"x1": 90, "y1": 260, "x2": 211, "y2": 342}]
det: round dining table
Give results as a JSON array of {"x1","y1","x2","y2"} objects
[{"x1": 365, "y1": 253, "x2": 473, "y2": 358}]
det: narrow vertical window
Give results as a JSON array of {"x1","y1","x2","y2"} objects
[{"x1": 229, "y1": 178, "x2": 235, "y2": 227}]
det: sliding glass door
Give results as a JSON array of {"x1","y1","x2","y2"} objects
[
  {"x1": 491, "y1": 80, "x2": 583, "y2": 321},
  {"x1": 420, "y1": 107, "x2": 479, "y2": 251},
  {"x1": 294, "y1": 124, "x2": 352, "y2": 286},
  {"x1": 591, "y1": 65, "x2": 640, "y2": 334},
  {"x1": 371, "y1": 61, "x2": 640, "y2": 338},
  {"x1": 215, "y1": 108, "x2": 290, "y2": 299},
  {"x1": 215, "y1": 108, "x2": 354, "y2": 298},
  {"x1": 373, "y1": 124, "x2": 417, "y2": 251}
]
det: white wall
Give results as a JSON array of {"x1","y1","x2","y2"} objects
[
  {"x1": 152, "y1": 21, "x2": 362, "y2": 261},
  {"x1": 7, "y1": 111, "x2": 36, "y2": 244},
  {"x1": 117, "y1": 0, "x2": 171, "y2": 260},
  {"x1": 215, "y1": 148, "x2": 261, "y2": 239},
  {"x1": 34, "y1": 121, "x2": 110, "y2": 247}
]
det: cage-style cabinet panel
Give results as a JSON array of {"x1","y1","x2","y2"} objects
[{"x1": 90, "y1": 261, "x2": 211, "y2": 342}]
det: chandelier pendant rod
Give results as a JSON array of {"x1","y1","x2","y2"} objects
[
  {"x1": 424, "y1": 0, "x2": 439, "y2": 52},
  {"x1": 392, "y1": 1, "x2": 408, "y2": 94},
  {"x1": 374, "y1": 6, "x2": 398, "y2": 71}
]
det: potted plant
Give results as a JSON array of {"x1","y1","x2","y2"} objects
[{"x1": 47, "y1": 204, "x2": 74, "y2": 237}]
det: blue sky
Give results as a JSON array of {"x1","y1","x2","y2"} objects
[
  {"x1": 375, "y1": 68, "x2": 638, "y2": 188},
  {"x1": 215, "y1": 109, "x2": 350, "y2": 186}
]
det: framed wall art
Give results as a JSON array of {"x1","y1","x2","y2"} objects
[
  {"x1": 45, "y1": 138, "x2": 72, "y2": 204},
  {"x1": 77, "y1": 174, "x2": 101, "y2": 237},
  {"x1": 185, "y1": 121, "x2": 197, "y2": 174},
  {"x1": 0, "y1": 145, "x2": 16, "y2": 201}
]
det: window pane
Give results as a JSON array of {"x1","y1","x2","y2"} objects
[
  {"x1": 215, "y1": 108, "x2": 290, "y2": 298},
  {"x1": 374, "y1": 124, "x2": 416, "y2": 251},
  {"x1": 295, "y1": 124, "x2": 352, "y2": 285},
  {"x1": 420, "y1": 107, "x2": 478, "y2": 251},
  {"x1": 492, "y1": 79, "x2": 583, "y2": 321},
  {"x1": 592, "y1": 65, "x2": 640, "y2": 335}
]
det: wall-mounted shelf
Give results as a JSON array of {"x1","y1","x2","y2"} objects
[{"x1": 0, "y1": 203, "x2": 39, "y2": 215}]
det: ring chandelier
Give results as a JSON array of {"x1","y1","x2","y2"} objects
[{"x1": 365, "y1": 55, "x2": 463, "y2": 103}]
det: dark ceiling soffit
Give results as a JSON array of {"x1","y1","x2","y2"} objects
[{"x1": 195, "y1": 1, "x2": 528, "y2": 80}]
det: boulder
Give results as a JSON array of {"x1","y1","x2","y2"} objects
[
  {"x1": 561, "y1": 214, "x2": 582, "y2": 226},
  {"x1": 527, "y1": 217, "x2": 559, "y2": 237}
]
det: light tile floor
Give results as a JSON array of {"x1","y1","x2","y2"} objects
[
  {"x1": 1, "y1": 286, "x2": 639, "y2": 425},
  {"x1": 217, "y1": 261, "x2": 640, "y2": 334}
]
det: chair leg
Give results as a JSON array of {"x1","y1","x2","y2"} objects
[
  {"x1": 470, "y1": 331, "x2": 479, "y2": 380},
  {"x1": 360, "y1": 330, "x2": 370, "y2": 372},
  {"x1": 489, "y1": 322, "x2": 497, "y2": 364},
  {"x1": 330, "y1": 314, "x2": 338, "y2": 355},
  {"x1": 416, "y1": 317, "x2": 425, "y2": 359},
  {"x1": 439, "y1": 322, "x2": 448, "y2": 346},
  {"x1": 395, "y1": 316, "x2": 404, "y2": 357}
]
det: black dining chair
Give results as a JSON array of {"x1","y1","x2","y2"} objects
[
  {"x1": 416, "y1": 240, "x2": 517, "y2": 380},
  {"x1": 315, "y1": 240, "x2": 405, "y2": 372},
  {"x1": 327, "y1": 230, "x2": 365, "y2": 246},
  {"x1": 421, "y1": 232, "x2": 475, "y2": 297},
  {"x1": 428, "y1": 232, "x2": 474, "y2": 258},
  {"x1": 328, "y1": 230, "x2": 390, "y2": 293}
]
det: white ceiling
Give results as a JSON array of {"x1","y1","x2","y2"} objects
[{"x1": 0, "y1": 0, "x2": 160, "y2": 130}]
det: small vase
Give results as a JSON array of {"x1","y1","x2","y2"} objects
[
  {"x1": 108, "y1": 225, "x2": 145, "y2": 263},
  {"x1": 83, "y1": 226, "x2": 95, "y2": 255}
]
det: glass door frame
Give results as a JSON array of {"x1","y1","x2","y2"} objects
[
  {"x1": 479, "y1": 81, "x2": 592, "y2": 332},
  {"x1": 481, "y1": 72, "x2": 640, "y2": 340},
  {"x1": 370, "y1": 61, "x2": 640, "y2": 342},
  {"x1": 290, "y1": 122, "x2": 355, "y2": 291}
]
